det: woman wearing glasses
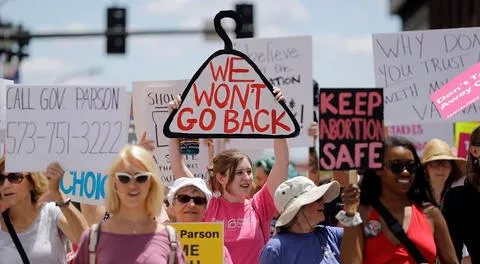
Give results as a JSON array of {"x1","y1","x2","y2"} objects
[
  {"x1": 167, "y1": 177, "x2": 233, "y2": 263},
  {"x1": 167, "y1": 88, "x2": 290, "y2": 264},
  {"x1": 340, "y1": 136, "x2": 458, "y2": 264},
  {"x1": 73, "y1": 145, "x2": 186, "y2": 264},
  {"x1": 443, "y1": 126, "x2": 480, "y2": 263},
  {"x1": 0, "y1": 159, "x2": 88, "y2": 264},
  {"x1": 421, "y1": 139, "x2": 466, "y2": 207}
]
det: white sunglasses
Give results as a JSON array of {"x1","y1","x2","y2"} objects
[{"x1": 115, "y1": 172, "x2": 152, "y2": 184}]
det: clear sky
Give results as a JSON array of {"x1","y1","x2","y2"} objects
[
  {"x1": 2, "y1": 0, "x2": 401, "y2": 166},
  {"x1": 2, "y1": 0, "x2": 400, "y2": 87}
]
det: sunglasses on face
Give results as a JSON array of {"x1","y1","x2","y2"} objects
[
  {"x1": 175, "y1": 194, "x2": 207, "y2": 206},
  {"x1": 115, "y1": 172, "x2": 152, "y2": 184},
  {"x1": 0, "y1": 173, "x2": 24, "y2": 185},
  {"x1": 385, "y1": 160, "x2": 417, "y2": 174}
]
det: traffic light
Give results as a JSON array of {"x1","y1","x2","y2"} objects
[
  {"x1": 235, "y1": 3, "x2": 254, "y2": 38},
  {"x1": 106, "y1": 7, "x2": 126, "y2": 54}
]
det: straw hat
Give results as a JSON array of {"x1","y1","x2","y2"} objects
[
  {"x1": 421, "y1": 139, "x2": 466, "y2": 180},
  {"x1": 274, "y1": 176, "x2": 340, "y2": 228}
]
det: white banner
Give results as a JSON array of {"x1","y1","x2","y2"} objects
[
  {"x1": 60, "y1": 170, "x2": 107, "y2": 206},
  {"x1": 132, "y1": 80, "x2": 209, "y2": 186},
  {"x1": 5, "y1": 85, "x2": 129, "y2": 172},
  {"x1": 229, "y1": 35, "x2": 313, "y2": 148},
  {"x1": 373, "y1": 27, "x2": 480, "y2": 125}
]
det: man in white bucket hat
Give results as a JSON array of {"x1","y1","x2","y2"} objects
[{"x1": 259, "y1": 176, "x2": 343, "y2": 264}]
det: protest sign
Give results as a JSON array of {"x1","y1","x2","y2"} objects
[
  {"x1": 5, "y1": 85, "x2": 129, "y2": 172},
  {"x1": 0, "y1": 79, "x2": 13, "y2": 157},
  {"x1": 132, "y1": 80, "x2": 209, "y2": 186},
  {"x1": 319, "y1": 88, "x2": 384, "y2": 170},
  {"x1": 454, "y1": 121, "x2": 480, "y2": 147},
  {"x1": 227, "y1": 36, "x2": 312, "y2": 148},
  {"x1": 373, "y1": 27, "x2": 480, "y2": 125},
  {"x1": 431, "y1": 62, "x2": 480, "y2": 120},
  {"x1": 164, "y1": 11, "x2": 300, "y2": 139},
  {"x1": 60, "y1": 170, "x2": 107, "y2": 205},
  {"x1": 169, "y1": 222, "x2": 224, "y2": 264},
  {"x1": 387, "y1": 123, "x2": 454, "y2": 156},
  {"x1": 458, "y1": 132, "x2": 471, "y2": 158}
]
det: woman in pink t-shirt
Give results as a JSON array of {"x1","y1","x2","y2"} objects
[{"x1": 168, "y1": 88, "x2": 290, "y2": 264}]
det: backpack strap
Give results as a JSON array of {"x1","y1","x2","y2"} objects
[
  {"x1": 166, "y1": 225, "x2": 178, "y2": 264},
  {"x1": 88, "y1": 223, "x2": 101, "y2": 264}
]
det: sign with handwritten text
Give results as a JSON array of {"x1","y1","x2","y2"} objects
[
  {"x1": 229, "y1": 36, "x2": 313, "y2": 148},
  {"x1": 387, "y1": 123, "x2": 454, "y2": 156},
  {"x1": 0, "y1": 79, "x2": 13, "y2": 157},
  {"x1": 5, "y1": 85, "x2": 129, "y2": 172},
  {"x1": 132, "y1": 80, "x2": 209, "y2": 186},
  {"x1": 373, "y1": 27, "x2": 480, "y2": 125},
  {"x1": 319, "y1": 88, "x2": 384, "y2": 170},
  {"x1": 60, "y1": 170, "x2": 107, "y2": 206},
  {"x1": 169, "y1": 222, "x2": 224, "y2": 264},
  {"x1": 164, "y1": 54, "x2": 299, "y2": 138},
  {"x1": 431, "y1": 62, "x2": 480, "y2": 119}
]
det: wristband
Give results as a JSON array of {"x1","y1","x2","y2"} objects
[
  {"x1": 56, "y1": 197, "x2": 72, "y2": 208},
  {"x1": 335, "y1": 210, "x2": 362, "y2": 227}
]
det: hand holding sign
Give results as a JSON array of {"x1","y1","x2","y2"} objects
[
  {"x1": 138, "y1": 131, "x2": 156, "y2": 152},
  {"x1": 341, "y1": 183, "x2": 360, "y2": 217},
  {"x1": 46, "y1": 162, "x2": 66, "y2": 195}
]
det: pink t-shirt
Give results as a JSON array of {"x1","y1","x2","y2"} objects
[
  {"x1": 204, "y1": 186, "x2": 277, "y2": 264},
  {"x1": 73, "y1": 227, "x2": 186, "y2": 264}
]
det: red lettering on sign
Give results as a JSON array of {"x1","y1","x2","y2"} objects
[
  {"x1": 214, "y1": 83, "x2": 230, "y2": 108},
  {"x1": 224, "y1": 110, "x2": 239, "y2": 133},
  {"x1": 240, "y1": 109, "x2": 254, "y2": 132},
  {"x1": 229, "y1": 83, "x2": 249, "y2": 110},
  {"x1": 209, "y1": 57, "x2": 230, "y2": 82},
  {"x1": 199, "y1": 108, "x2": 216, "y2": 131},
  {"x1": 228, "y1": 57, "x2": 254, "y2": 83},
  {"x1": 272, "y1": 110, "x2": 291, "y2": 134},
  {"x1": 250, "y1": 83, "x2": 266, "y2": 109},
  {"x1": 367, "y1": 92, "x2": 382, "y2": 116},
  {"x1": 254, "y1": 110, "x2": 269, "y2": 132},
  {"x1": 193, "y1": 83, "x2": 214, "y2": 107},
  {"x1": 177, "y1": 107, "x2": 195, "y2": 131}
]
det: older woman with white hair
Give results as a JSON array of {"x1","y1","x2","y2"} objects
[
  {"x1": 168, "y1": 177, "x2": 233, "y2": 264},
  {"x1": 259, "y1": 176, "x2": 342, "y2": 264}
]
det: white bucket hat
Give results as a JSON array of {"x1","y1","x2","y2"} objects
[
  {"x1": 274, "y1": 176, "x2": 340, "y2": 228},
  {"x1": 167, "y1": 177, "x2": 212, "y2": 206}
]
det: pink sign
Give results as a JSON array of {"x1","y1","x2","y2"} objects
[
  {"x1": 457, "y1": 132, "x2": 471, "y2": 158},
  {"x1": 431, "y1": 62, "x2": 480, "y2": 120}
]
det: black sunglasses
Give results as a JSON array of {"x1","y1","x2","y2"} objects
[
  {"x1": 386, "y1": 160, "x2": 417, "y2": 174},
  {"x1": 0, "y1": 173, "x2": 25, "y2": 185},
  {"x1": 175, "y1": 194, "x2": 207, "y2": 206},
  {"x1": 115, "y1": 172, "x2": 152, "y2": 184}
]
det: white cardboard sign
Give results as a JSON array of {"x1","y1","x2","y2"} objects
[
  {"x1": 229, "y1": 35, "x2": 313, "y2": 148},
  {"x1": 373, "y1": 27, "x2": 480, "y2": 125},
  {"x1": 132, "y1": 80, "x2": 209, "y2": 186},
  {"x1": 5, "y1": 85, "x2": 129, "y2": 172},
  {"x1": 0, "y1": 79, "x2": 13, "y2": 157}
]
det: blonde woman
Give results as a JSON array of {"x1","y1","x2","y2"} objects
[
  {"x1": 0, "y1": 159, "x2": 88, "y2": 264},
  {"x1": 73, "y1": 145, "x2": 186, "y2": 263}
]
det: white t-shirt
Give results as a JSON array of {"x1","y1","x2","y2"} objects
[{"x1": 0, "y1": 202, "x2": 67, "y2": 264}]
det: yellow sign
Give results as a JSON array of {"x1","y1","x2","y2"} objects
[
  {"x1": 169, "y1": 222, "x2": 224, "y2": 264},
  {"x1": 455, "y1": 122, "x2": 480, "y2": 147}
]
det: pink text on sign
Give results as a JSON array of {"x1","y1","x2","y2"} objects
[{"x1": 430, "y1": 62, "x2": 480, "y2": 120}]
